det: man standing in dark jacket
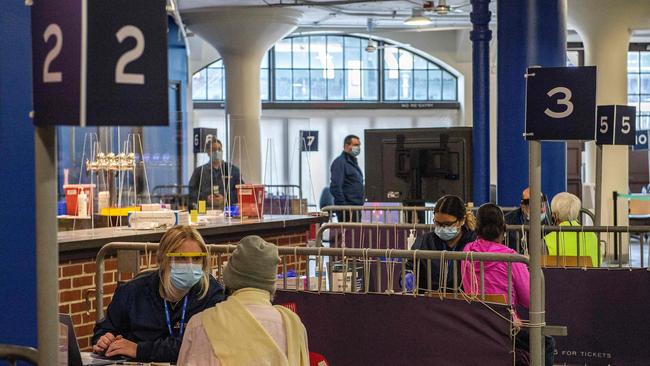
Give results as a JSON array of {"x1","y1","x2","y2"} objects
[{"x1": 329, "y1": 135, "x2": 364, "y2": 222}]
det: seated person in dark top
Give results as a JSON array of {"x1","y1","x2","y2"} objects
[
  {"x1": 92, "y1": 226, "x2": 225, "y2": 363},
  {"x1": 405, "y1": 195, "x2": 477, "y2": 292},
  {"x1": 504, "y1": 187, "x2": 552, "y2": 253},
  {"x1": 188, "y1": 138, "x2": 242, "y2": 211}
]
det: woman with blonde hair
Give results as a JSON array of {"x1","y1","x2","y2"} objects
[{"x1": 92, "y1": 225, "x2": 225, "y2": 362}]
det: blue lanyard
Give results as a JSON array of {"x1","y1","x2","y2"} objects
[{"x1": 164, "y1": 296, "x2": 188, "y2": 337}]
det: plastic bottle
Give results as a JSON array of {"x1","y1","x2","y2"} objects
[{"x1": 77, "y1": 190, "x2": 88, "y2": 217}]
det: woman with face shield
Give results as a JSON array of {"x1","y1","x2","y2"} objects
[
  {"x1": 92, "y1": 226, "x2": 225, "y2": 362},
  {"x1": 404, "y1": 195, "x2": 477, "y2": 292}
]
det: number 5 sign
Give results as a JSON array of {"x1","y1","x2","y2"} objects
[
  {"x1": 525, "y1": 66, "x2": 597, "y2": 141},
  {"x1": 31, "y1": 0, "x2": 168, "y2": 126},
  {"x1": 596, "y1": 105, "x2": 636, "y2": 145}
]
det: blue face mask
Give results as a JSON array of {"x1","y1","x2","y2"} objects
[
  {"x1": 350, "y1": 146, "x2": 361, "y2": 157},
  {"x1": 170, "y1": 263, "x2": 203, "y2": 290},
  {"x1": 434, "y1": 226, "x2": 460, "y2": 241}
]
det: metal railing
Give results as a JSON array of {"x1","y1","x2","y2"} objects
[
  {"x1": 0, "y1": 344, "x2": 39, "y2": 365},
  {"x1": 95, "y1": 241, "x2": 531, "y2": 319},
  {"x1": 505, "y1": 224, "x2": 650, "y2": 268}
]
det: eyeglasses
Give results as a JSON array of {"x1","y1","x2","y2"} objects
[{"x1": 434, "y1": 219, "x2": 458, "y2": 227}]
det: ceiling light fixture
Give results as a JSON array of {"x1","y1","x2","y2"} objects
[
  {"x1": 434, "y1": 0, "x2": 451, "y2": 15},
  {"x1": 404, "y1": 8, "x2": 432, "y2": 26}
]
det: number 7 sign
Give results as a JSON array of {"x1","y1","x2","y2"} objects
[{"x1": 31, "y1": 0, "x2": 168, "y2": 126}]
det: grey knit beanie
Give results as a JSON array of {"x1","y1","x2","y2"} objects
[{"x1": 223, "y1": 235, "x2": 280, "y2": 293}]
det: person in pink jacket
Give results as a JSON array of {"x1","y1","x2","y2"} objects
[{"x1": 461, "y1": 203, "x2": 555, "y2": 366}]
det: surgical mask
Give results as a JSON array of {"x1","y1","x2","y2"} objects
[
  {"x1": 434, "y1": 226, "x2": 459, "y2": 241},
  {"x1": 350, "y1": 146, "x2": 361, "y2": 157},
  {"x1": 525, "y1": 211, "x2": 547, "y2": 223},
  {"x1": 170, "y1": 262, "x2": 203, "y2": 290},
  {"x1": 210, "y1": 150, "x2": 223, "y2": 162}
]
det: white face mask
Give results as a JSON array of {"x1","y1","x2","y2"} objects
[
  {"x1": 211, "y1": 150, "x2": 223, "y2": 162},
  {"x1": 350, "y1": 146, "x2": 361, "y2": 157}
]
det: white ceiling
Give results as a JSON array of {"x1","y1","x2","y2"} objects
[{"x1": 177, "y1": 0, "x2": 483, "y2": 29}]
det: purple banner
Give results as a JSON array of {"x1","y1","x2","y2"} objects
[
  {"x1": 545, "y1": 268, "x2": 650, "y2": 365},
  {"x1": 275, "y1": 291, "x2": 512, "y2": 365}
]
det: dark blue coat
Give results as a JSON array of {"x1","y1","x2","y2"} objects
[
  {"x1": 329, "y1": 152, "x2": 364, "y2": 206},
  {"x1": 405, "y1": 228, "x2": 477, "y2": 291},
  {"x1": 188, "y1": 162, "x2": 242, "y2": 210},
  {"x1": 504, "y1": 208, "x2": 552, "y2": 253},
  {"x1": 92, "y1": 271, "x2": 225, "y2": 362}
]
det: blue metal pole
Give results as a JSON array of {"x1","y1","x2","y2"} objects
[
  {"x1": 529, "y1": 0, "x2": 568, "y2": 201},
  {"x1": 497, "y1": 0, "x2": 528, "y2": 206},
  {"x1": 470, "y1": 0, "x2": 492, "y2": 205},
  {"x1": 497, "y1": 0, "x2": 567, "y2": 206}
]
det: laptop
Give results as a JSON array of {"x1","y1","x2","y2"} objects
[{"x1": 59, "y1": 314, "x2": 128, "y2": 366}]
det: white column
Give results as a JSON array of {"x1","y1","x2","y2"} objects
[
  {"x1": 569, "y1": 0, "x2": 650, "y2": 261},
  {"x1": 183, "y1": 7, "x2": 302, "y2": 183}
]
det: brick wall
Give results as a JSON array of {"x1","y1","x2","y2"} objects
[{"x1": 59, "y1": 232, "x2": 308, "y2": 351}]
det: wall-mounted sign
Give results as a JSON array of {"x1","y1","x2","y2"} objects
[
  {"x1": 596, "y1": 105, "x2": 636, "y2": 145},
  {"x1": 31, "y1": 0, "x2": 168, "y2": 126},
  {"x1": 300, "y1": 130, "x2": 319, "y2": 152},
  {"x1": 193, "y1": 128, "x2": 218, "y2": 153},
  {"x1": 525, "y1": 66, "x2": 597, "y2": 141},
  {"x1": 634, "y1": 130, "x2": 649, "y2": 151}
]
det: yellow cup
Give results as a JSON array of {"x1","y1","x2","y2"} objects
[
  {"x1": 190, "y1": 209, "x2": 198, "y2": 223},
  {"x1": 198, "y1": 200, "x2": 206, "y2": 214}
]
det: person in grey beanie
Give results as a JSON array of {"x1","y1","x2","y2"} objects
[{"x1": 178, "y1": 236, "x2": 309, "y2": 366}]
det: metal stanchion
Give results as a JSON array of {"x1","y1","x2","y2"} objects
[{"x1": 529, "y1": 140, "x2": 544, "y2": 366}]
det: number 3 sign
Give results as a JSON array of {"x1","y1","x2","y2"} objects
[
  {"x1": 525, "y1": 66, "x2": 597, "y2": 141},
  {"x1": 31, "y1": 0, "x2": 168, "y2": 126}
]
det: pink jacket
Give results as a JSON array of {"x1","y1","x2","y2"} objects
[{"x1": 461, "y1": 238, "x2": 530, "y2": 309}]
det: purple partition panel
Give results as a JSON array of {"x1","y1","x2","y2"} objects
[
  {"x1": 275, "y1": 291, "x2": 512, "y2": 365},
  {"x1": 545, "y1": 268, "x2": 650, "y2": 365}
]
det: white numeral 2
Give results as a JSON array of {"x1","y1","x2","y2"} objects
[
  {"x1": 544, "y1": 87, "x2": 574, "y2": 119},
  {"x1": 43, "y1": 24, "x2": 63, "y2": 83},
  {"x1": 115, "y1": 25, "x2": 145, "y2": 85}
]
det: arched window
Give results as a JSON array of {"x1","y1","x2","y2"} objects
[{"x1": 192, "y1": 34, "x2": 458, "y2": 105}]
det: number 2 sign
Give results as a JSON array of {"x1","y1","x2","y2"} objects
[
  {"x1": 525, "y1": 66, "x2": 597, "y2": 141},
  {"x1": 31, "y1": 0, "x2": 168, "y2": 126}
]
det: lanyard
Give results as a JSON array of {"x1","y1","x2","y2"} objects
[{"x1": 164, "y1": 296, "x2": 188, "y2": 337}]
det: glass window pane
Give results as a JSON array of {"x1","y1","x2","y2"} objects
[
  {"x1": 641, "y1": 95, "x2": 650, "y2": 112},
  {"x1": 629, "y1": 74, "x2": 639, "y2": 95},
  {"x1": 640, "y1": 115, "x2": 650, "y2": 130},
  {"x1": 210, "y1": 59, "x2": 223, "y2": 68},
  {"x1": 384, "y1": 48, "x2": 399, "y2": 70},
  {"x1": 414, "y1": 70, "x2": 427, "y2": 100},
  {"x1": 260, "y1": 68, "x2": 269, "y2": 101},
  {"x1": 327, "y1": 36, "x2": 344, "y2": 69},
  {"x1": 399, "y1": 49, "x2": 413, "y2": 70},
  {"x1": 362, "y1": 45, "x2": 378, "y2": 69},
  {"x1": 310, "y1": 69, "x2": 327, "y2": 100},
  {"x1": 345, "y1": 68, "x2": 361, "y2": 99},
  {"x1": 292, "y1": 36, "x2": 309, "y2": 68},
  {"x1": 384, "y1": 73, "x2": 398, "y2": 101},
  {"x1": 428, "y1": 70, "x2": 442, "y2": 100},
  {"x1": 275, "y1": 38, "x2": 292, "y2": 68},
  {"x1": 641, "y1": 52, "x2": 650, "y2": 72},
  {"x1": 362, "y1": 69, "x2": 378, "y2": 100},
  {"x1": 327, "y1": 69, "x2": 344, "y2": 100},
  {"x1": 192, "y1": 69, "x2": 207, "y2": 100},
  {"x1": 310, "y1": 36, "x2": 327, "y2": 69},
  {"x1": 428, "y1": 62, "x2": 440, "y2": 70},
  {"x1": 399, "y1": 70, "x2": 413, "y2": 100},
  {"x1": 292, "y1": 69, "x2": 309, "y2": 100},
  {"x1": 442, "y1": 71, "x2": 457, "y2": 100},
  {"x1": 275, "y1": 69, "x2": 292, "y2": 100},
  {"x1": 207, "y1": 68, "x2": 224, "y2": 100},
  {"x1": 344, "y1": 36, "x2": 361, "y2": 69},
  {"x1": 641, "y1": 74, "x2": 650, "y2": 94},
  {"x1": 261, "y1": 51, "x2": 269, "y2": 68},
  {"x1": 628, "y1": 52, "x2": 640, "y2": 72},
  {"x1": 414, "y1": 54, "x2": 427, "y2": 69}
]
